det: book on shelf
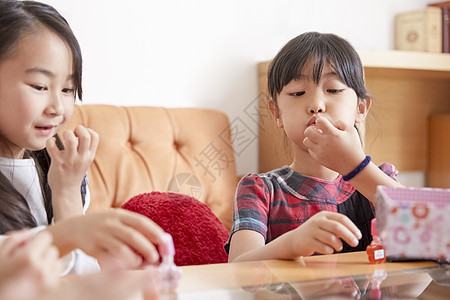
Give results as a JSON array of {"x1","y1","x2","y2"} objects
[
  {"x1": 394, "y1": 6, "x2": 442, "y2": 52},
  {"x1": 428, "y1": 1, "x2": 450, "y2": 53}
]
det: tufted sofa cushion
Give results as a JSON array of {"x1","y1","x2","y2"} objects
[{"x1": 61, "y1": 104, "x2": 238, "y2": 230}]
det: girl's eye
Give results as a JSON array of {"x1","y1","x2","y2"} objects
[
  {"x1": 327, "y1": 89, "x2": 345, "y2": 94},
  {"x1": 289, "y1": 91, "x2": 305, "y2": 97},
  {"x1": 31, "y1": 85, "x2": 47, "y2": 91},
  {"x1": 62, "y1": 88, "x2": 75, "y2": 95}
]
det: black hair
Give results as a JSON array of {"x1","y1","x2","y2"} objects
[
  {"x1": 0, "y1": 0, "x2": 82, "y2": 233},
  {"x1": 0, "y1": 0, "x2": 82, "y2": 100},
  {"x1": 266, "y1": 32, "x2": 371, "y2": 155},
  {"x1": 268, "y1": 31, "x2": 369, "y2": 104}
]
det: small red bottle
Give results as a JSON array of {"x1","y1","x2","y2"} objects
[{"x1": 366, "y1": 218, "x2": 386, "y2": 264}]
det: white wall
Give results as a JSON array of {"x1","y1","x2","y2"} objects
[{"x1": 43, "y1": 0, "x2": 434, "y2": 180}]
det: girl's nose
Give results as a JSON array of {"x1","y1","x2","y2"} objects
[
  {"x1": 45, "y1": 93, "x2": 64, "y2": 116},
  {"x1": 308, "y1": 95, "x2": 325, "y2": 114},
  {"x1": 309, "y1": 107, "x2": 324, "y2": 114}
]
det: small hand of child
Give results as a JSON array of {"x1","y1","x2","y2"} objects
[
  {"x1": 290, "y1": 211, "x2": 362, "y2": 256},
  {"x1": 0, "y1": 230, "x2": 62, "y2": 300},
  {"x1": 47, "y1": 209, "x2": 166, "y2": 270},
  {"x1": 46, "y1": 125, "x2": 99, "y2": 220},
  {"x1": 303, "y1": 116, "x2": 365, "y2": 176}
]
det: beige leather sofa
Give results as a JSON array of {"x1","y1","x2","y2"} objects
[{"x1": 62, "y1": 104, "x2": 239, "y2": 230}]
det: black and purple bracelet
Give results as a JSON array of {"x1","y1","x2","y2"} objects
[{"x1": 342, "y1": 156, "x2": 371, "y2": 181}]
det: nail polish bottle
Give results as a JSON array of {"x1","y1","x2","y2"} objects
[
  {"x1": 366, "y1": 218, "x2": 386, "y2": 264},
  {"x1": 158, "y1": 233, "x2": 182, "y2": 292}
]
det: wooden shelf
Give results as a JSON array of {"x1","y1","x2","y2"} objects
[
  {"x1": 358, "y1": 50, "x2": 450, "y2": 72},
  {"x1": 257, "y1": 51, "x2": 450, "y2": 186},
  {"x1": 258, "y1": 50, "x2": 450, "y2": 74}
]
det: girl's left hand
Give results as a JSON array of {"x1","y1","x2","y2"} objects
[
  {"x1": 46, "y1": 125, "x2": 99, "y2": 219},
  {"x1": 303, "y1": 116, "x2": 365, "y2": 175}
]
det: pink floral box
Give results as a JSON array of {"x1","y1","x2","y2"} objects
[{"x1": 375, "y1": 186, "x2": 450, "y2": 262}]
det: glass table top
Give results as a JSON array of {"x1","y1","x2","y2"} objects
[{"x1": 169, "y1": 264, "x2": 450, "y2": 300}]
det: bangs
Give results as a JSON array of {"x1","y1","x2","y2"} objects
[
  {"x1": 268, "y1": 32, "x2": 369, "y2": 101},
  {"x1": 292, "y1": 52, "x2": 333, "y2": 85}
]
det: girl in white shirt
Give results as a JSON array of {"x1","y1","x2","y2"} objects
[{"x1": 0, "y1": 0, "x2": 167, "y2": 275}]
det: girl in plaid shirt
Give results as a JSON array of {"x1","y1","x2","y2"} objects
[{"x1": 226, "y1": 32, "x2": 404, "y2": 262}]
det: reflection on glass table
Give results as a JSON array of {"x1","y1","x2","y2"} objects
[
  {"x1": 175, "y1": 265, "x2": 450, "y2": 300},
  {"x1": 252, "y1": 265, "x2": 449, "y2": 300}
]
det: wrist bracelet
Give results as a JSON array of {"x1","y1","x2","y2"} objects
[{"x1": 342, "y1": 156, "x2": 371, "y2": 181}]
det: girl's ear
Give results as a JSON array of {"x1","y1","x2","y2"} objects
[
  {"x1": 269, "y1": 99, "x2": 283, "y2": 128},
  {"x1": 355, "y1": 98, "x2": 371, "y2": 123}
]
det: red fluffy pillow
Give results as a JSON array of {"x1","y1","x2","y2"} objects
[{"x1": 122, "y1": 191, "x2": 229, "y2": 266}]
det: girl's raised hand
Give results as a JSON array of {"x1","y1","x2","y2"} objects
[
  {"x1": 303, "y1": 116, "x2": 366, "y2": 176},
  {"x1": 46, "y1": 125, "x2": 99, "y2": 220},
  {"x1": 46, "y1": 209, "x2": 166, "y2": 270},
  {"x1": 290, "y1": 211, "x2": 362, "y2": 256}
]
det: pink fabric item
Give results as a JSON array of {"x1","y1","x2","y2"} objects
[
  {"x1": 376, "y1": 186, "x2": 450, "y2": 262},
  {"x1": 122, "y1": 192, "x2": 229, "y2": 266}
]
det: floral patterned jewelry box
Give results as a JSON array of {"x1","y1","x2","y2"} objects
[{"x1": 375, "y1": 186, "x2": 450, "y2": 263}]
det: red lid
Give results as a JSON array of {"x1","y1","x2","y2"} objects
[{"x1": 371, "y1": 218, "x2": 379, "y2": 237}]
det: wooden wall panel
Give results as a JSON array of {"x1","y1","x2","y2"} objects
[
  {"x1": 364, "y1": 68, "x2": 450, "y2": 171},
  {"x1": 428, "y1": 114, "x2": 450, "y2": 188}
]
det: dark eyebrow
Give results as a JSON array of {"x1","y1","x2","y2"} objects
[
  {"x1": 26, "y1": 67, "x2": 74, "y2": 80},
  {"x1": 293, "y1": 74, "x2": 309, "y2": 80},
  {"x1": 26, "y1": 67, "x2": 55, "y2": 77},
  {"x1": 294, "y1": 71, "x2": 339, "y2": 83},
  {"x1": 323, "y1": 71, "x2": 339, "y2": 79}
]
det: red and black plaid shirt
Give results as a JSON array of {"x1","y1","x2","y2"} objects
[{"x1": 225, "y1": 164, "x2": 398, "y2": 254}]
